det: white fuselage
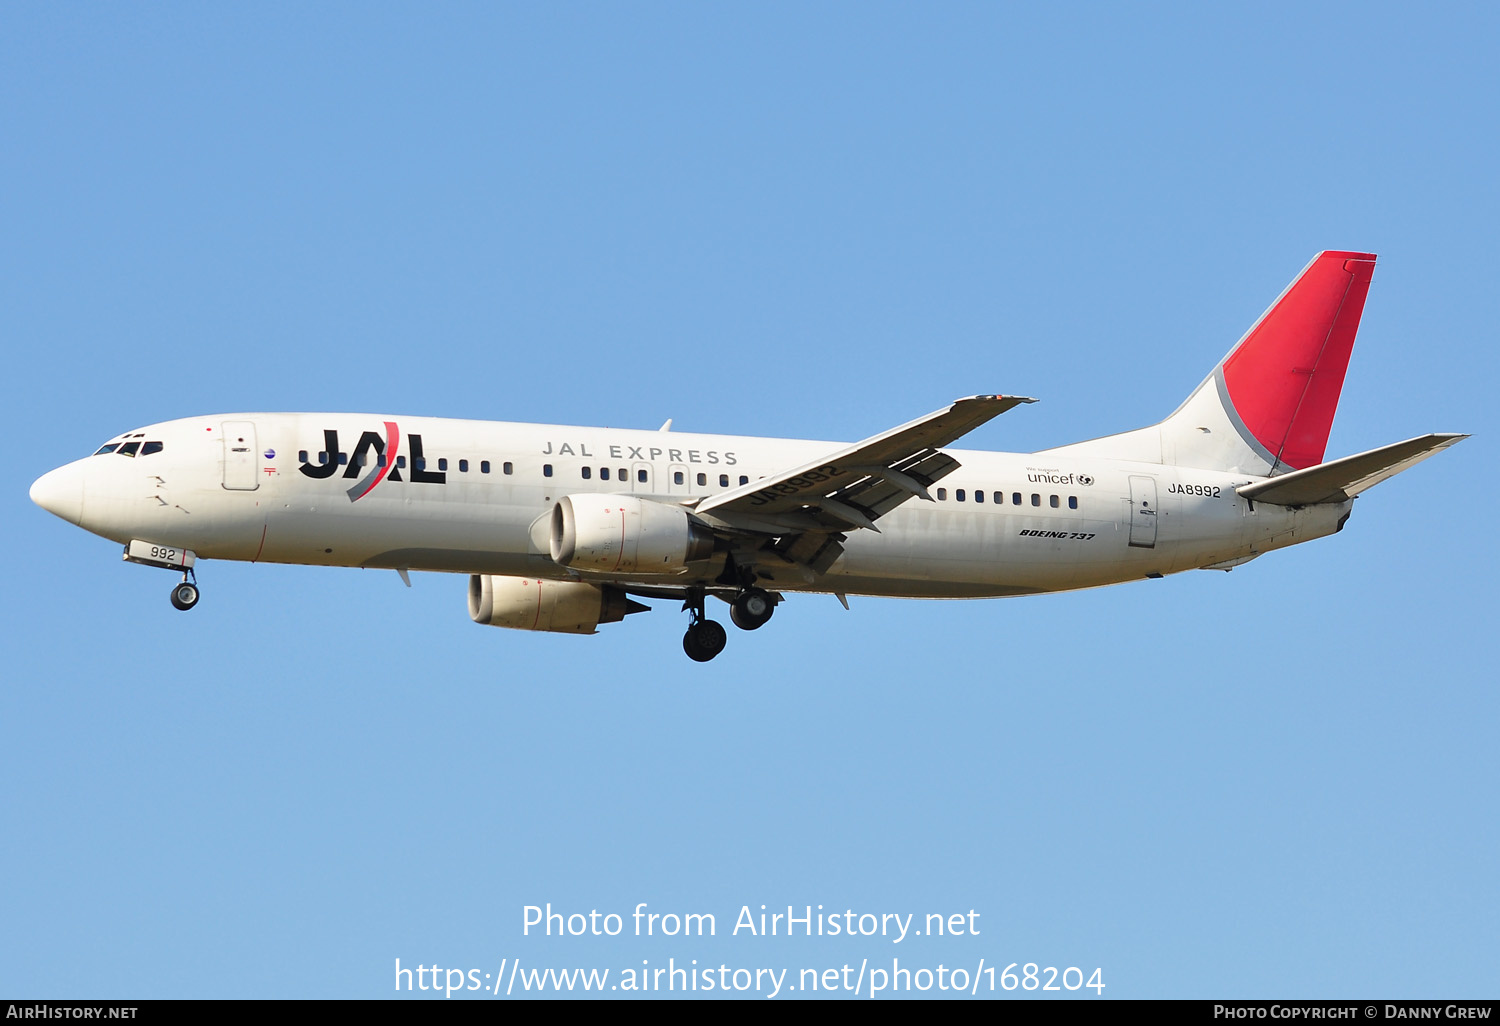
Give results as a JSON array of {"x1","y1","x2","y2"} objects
[{"x1": 38, "y1": 412, "x2": 1350, "y2": 599}]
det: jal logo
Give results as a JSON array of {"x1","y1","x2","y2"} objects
[{"x1": 297, "y1": 421, "x2": 446, "y2": 501}]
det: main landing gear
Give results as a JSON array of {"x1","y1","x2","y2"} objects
[
  {"x1": 682, "y1": 591, "x2": 727, "y2": 663},
  {"x1": 169, "y1": 570, "x2": 200, "y2": 611},
  {"x1": 681, "y1": 588, "x2": 778, "y2": 661},
  {"x1": 730, "y1": 589, "x2": 775, "y2": 631}
]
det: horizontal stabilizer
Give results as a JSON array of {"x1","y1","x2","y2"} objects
[{"x1": 1236, "y1": 433, "x2": 1467, "y2": 506}]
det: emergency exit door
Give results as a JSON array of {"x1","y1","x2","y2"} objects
[{"x1": 631, "y1": 461, "x2": 653, "y2": 494}]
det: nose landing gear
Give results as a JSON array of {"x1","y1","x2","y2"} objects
[
  {"x1": 169, "y1": 570, "x2": 200, "y2": 611},
  {"x1": 122, "y1": 541, "x2": 203, "y2": 611}
]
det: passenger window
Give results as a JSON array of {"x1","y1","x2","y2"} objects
[
  {"x1": 638, "y1": 469, "x2": 648, "y2": 483},
  {"x1": 459, "y1": 459, "x2": 468, "y2": 472},
  {"x1": 697, "y1": 473, "x2": 706, "y2": 486},
  {"x1": 720, "y1": 474, "x2": 729, "y2": 488},
  {"x1": 956, "y1": 489, "x2": 966, "y2": 502},
  {"x1": 93, "y1": 444, "x2": 120, "y2": 456},
  {"x1": 141, "y1": 441, "x2": 164, "y2": 456},
  {"x1": 438, "y1": 458, "x2": 448, "y2": 472},
  {"x1": 338, "y1": 453, "x2": 348, "y2": 465},
  {"x1": 503, "y1": 462, "x2": 513, "y2": 475},
  {"x1": 1031, "y1": 493, "x2": 1040, "y2": 506},
  {"x1": 937, "y1": 488, "x2": 947, "y2": 501},
  {"x1": 600, "y1": 467, "x2": 610, "y2": 481},
  {"x1": 1012, "y1": 492, "x2": 1022, "y2": 505},
  {"x1": 582, "y1": 466, "x2": 592, "y2": 480},
  {"x1": 377, "y1": 454, "x2": 386, "y2": 468},
  {"x1": 396, "y1": 456, "x2": 406, "y2": 468},
  {"x1": 118, "y1": 441, "x2": 140, "y2": 457},
  {"x1": 974, "y1": 489, "x2": 983, "y2": 503},
  {"x1": 674, "y1": 471, "x2": 684, "y2": 485},
  {"x1": 993, "y1": 491, "x2": 1003, "y2": 504},
  {"x1": 1050, "y1": 494, "x2": 1059, "y2": 508},
  {"x1": 1069, "y1": 496, "x2": 1078, "y2": 509},
  {"x1": 481, "y1": 461, "x2": 491, "y2": 474},
  {"x1": 543, "y1": 464, "x2": 553, "y2": 478},
  {"x1": 618, "y1": 468, "x2": 627, "y2": 481},
  {"x1": 739, "y1": 475, "x2": 749, "y2": 485}
]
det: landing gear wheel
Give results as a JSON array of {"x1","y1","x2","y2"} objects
[
  {"x1": 730, "y1": 590, "x2": 775, "y2": 631},
  {"x1": 683, "y1": 619, "x2": 727, "y2": 662},
  {"x1": 170, "y1": 581, "x2": 200, "y2": 611}
]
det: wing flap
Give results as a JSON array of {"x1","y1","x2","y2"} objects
[
  {"x1": 1236, "y1": 433, "x2": 1467, "y2": 506},
  {"x1": 695, "y1": 395, "x2": 1035, "y2": 520},
  {"x1": 834, "y1": 450, "x2": 960, "y2": 520}
]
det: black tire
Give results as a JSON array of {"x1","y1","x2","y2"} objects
[
  {"x1": 697, "y1": 618, "x2": 727, "y2": 655},
  {"x1": 730, "y1": 591, "x2": 774, "y2": 631},
  {"x1": 170, "y1": 582, "x2": 199, "y2": 611},
  {"x1": 683, "y1": 627, "x2": 712, "y2": 662},
  {"x1": 683, "y1": 619, "x2": 728, "y2": 662}
]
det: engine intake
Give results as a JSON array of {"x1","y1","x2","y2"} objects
[
  {"x1": 467, "y1": 575, "x2": 646, "y2": 634},
  {"x1": 550, "y1": 494, "x2": 715, "y2": 575}
]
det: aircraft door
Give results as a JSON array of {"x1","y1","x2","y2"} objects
[
  {"x1": 222, "y1": 421, "x2": 260, "y2": 491},
  {"x1": 1128, "y1": 475, "x2": 1157, "y2": 548}
]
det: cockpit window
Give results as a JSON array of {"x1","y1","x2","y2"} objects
[
  {"x1": 141, "y1": 441, "x2": 164, "y2": 456},
  {"x1": 117, "y1": 441, "x2": 141, "y2": 457},
  {"x1": 93, "y1": 443, "x2": 120, "y2": 455}
]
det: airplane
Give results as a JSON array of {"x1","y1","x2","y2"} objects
[{"x1": 29, "y1": 251, "x2": 1465, "y2": 661}]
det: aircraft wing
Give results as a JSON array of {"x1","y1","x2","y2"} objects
[{"x1": 693, "y1": 395, "x2": 1035, "y2": 546}]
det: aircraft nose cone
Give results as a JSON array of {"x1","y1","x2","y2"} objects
[{"x1": 30, "y1": 465, "x2": 84, "y2": 525}]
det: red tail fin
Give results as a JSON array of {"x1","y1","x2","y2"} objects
[{"x1": 1220, "y1": 251, "x2": 1376, "y2": 471}]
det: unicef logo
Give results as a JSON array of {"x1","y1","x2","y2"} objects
[{"x1": 1076, "y1": 474, "x2": 1094, "y2": 486}]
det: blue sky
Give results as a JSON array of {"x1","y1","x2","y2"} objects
[{"x1": 3, "y1": 3, "x2": 1496, "y2": 999}]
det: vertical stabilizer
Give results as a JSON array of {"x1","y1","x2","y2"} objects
[{"x1": 1043, "y1": 251, "x2": 1377, "y2": 475}]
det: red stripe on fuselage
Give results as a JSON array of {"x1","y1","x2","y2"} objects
[{"x1": 352, "y1": 420, "x2": 401, "y2": 501}]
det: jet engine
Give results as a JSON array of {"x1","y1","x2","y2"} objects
[
  {"x1": 549, "y1": 494, "x2": 716, "y2": 575},
  {"x1": 467, "y1": 574, "x2": 647, "y2": 634}
]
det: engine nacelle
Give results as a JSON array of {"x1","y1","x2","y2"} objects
[
  {"x1": 467, "y1": 574, "x2": 642, "y2": 634},
  {"x1": 550, "y1": 494, "x2": 715, "y2": 575}
]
